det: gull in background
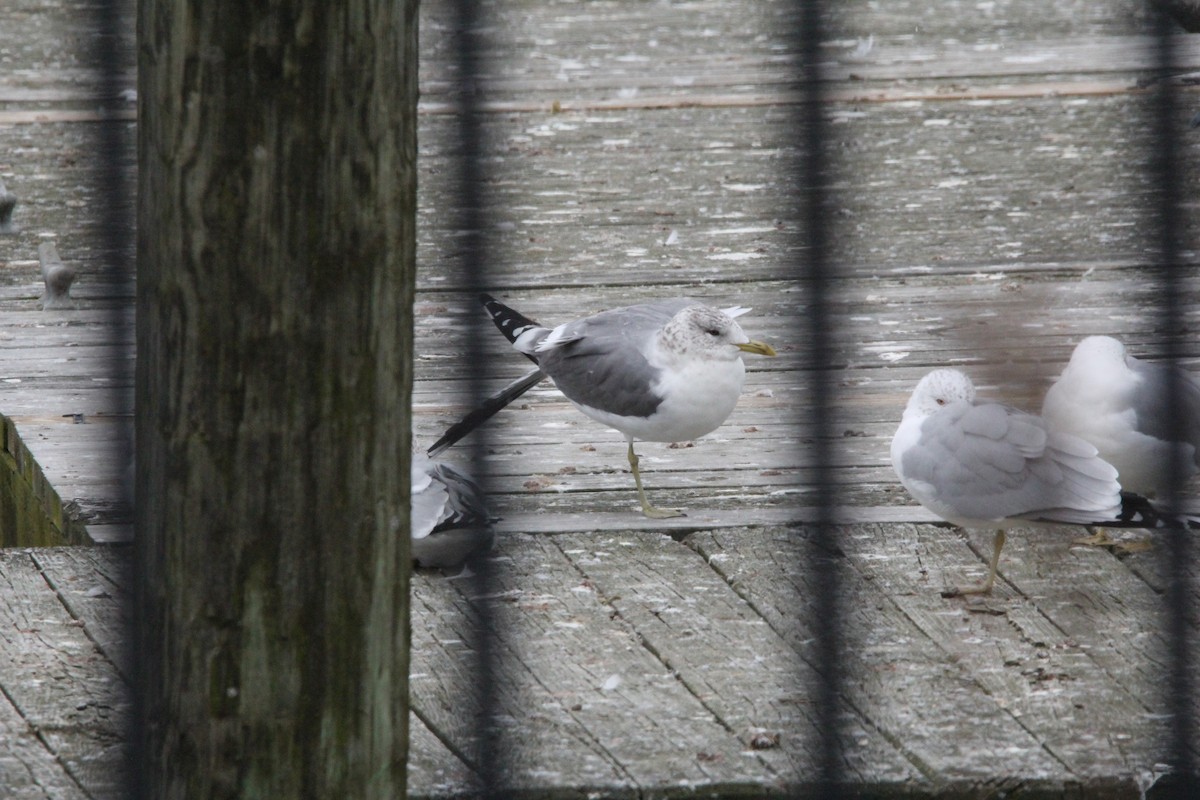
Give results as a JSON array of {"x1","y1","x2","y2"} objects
[
  {"x1": 1042, "y1": 336, "x2": 1200, "y2": 548},
  {"x1": 1042, "y1": 335, "x2": 1200, "y2": 497},
  {"x1": 38, "y1": 241, "x2": 76, "y2": 310}
]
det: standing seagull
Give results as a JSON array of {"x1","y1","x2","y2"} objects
[
  {"x1": 481, "y1": 294, "x2": 777, "y2": 518},
  {"x1": 892, "y1": 368, "x2": 1159, "y2": 596},
  {"x1": 411, "y1": 454, "x2": 493, "y2": 569},
  {"x1": 1042, "y1": 335, "x2": 1200, "y2": 498}
]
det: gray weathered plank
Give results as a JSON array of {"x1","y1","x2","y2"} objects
[
  {"x1": 408, "y1": 711, "x2": 478, "y2": 799},
  {"x1": 411, "y1": 533, "x2": 786, "y2": 796},
  {"x1": 0, "y1": 690, "x2": 90, "y2": 800},
  {"x1": 0, "y1": 551, "x2": 129, "y2": 799},
  {"x1": 688, "y1": 525, "x2": 1102, "y2": 793},
  {"x1": 30, "y1": 546, "x2": 131, "y2": 682},
  {"x1": 555, "y1": 529, "x2": 923, "y2": 789},
  {"x1": 848, "y1": 523, "x2": 1171, "y2": 789}
]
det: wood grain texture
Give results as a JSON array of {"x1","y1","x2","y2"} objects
[{"x1": 133, "y1": 0, "x2": 419, "y2": 796}]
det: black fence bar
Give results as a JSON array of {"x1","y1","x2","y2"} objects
[
  {"x1": 448, "y1": 0, "x2": 503, "y2": 794},
  {"x1": 791, "y1": 0, "x2": 845, "y2": 793},
  {"x1": 1149, "y1": 8, "x2": 1197, "y2": 795},
  {"x1": 89, "y1": 1, "x2": 138, "y2": 795},
  {"x1": 91, "y1": 0, "x2": 133, "y2": 286}
]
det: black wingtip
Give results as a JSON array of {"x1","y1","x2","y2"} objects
[
  {"x1": 479, "y1": 294, "x2": 543, "y2": 346},
  {"x1": 426, "y1": 368, "x2": 547, "y2": 457},
  {"x1": 1115, "y1": 491, "x2": 1160, "y2": 528},
  {"x1": 479, "y1": 292, "x2": 495, "y2": 306},
  {"x1": 1113, "y1": 491, "x2": 1200, "y2": 530}
]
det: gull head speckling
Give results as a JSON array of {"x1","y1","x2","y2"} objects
[{"x1": 659, "y1": 306, "x2": 776, "y2": 360}]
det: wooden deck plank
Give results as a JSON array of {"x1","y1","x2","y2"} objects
[
  {"x1": 411, "y1": 571, "x2": 641, "y2": 797},
  {"x1": 407, "y1": 710, "x2": 478, "y2": 800},
  {"x1": 687, "y1": 525, "x2": 1092, "y2": 793},
  {"x1": 412, "y1": 532, "x2": 784, "y2": 796},
  {"x1": 418, "y1": 35, "x2": 1200, "y2": 96},
  {"x1": 847, "y1": 523, "x2": 1169, "y2": 790},
  {"x1": 0, "y1": 551, "x2": 128, "y2": 799},
  {"x1": 412, "y1": 95, "x2": 1200, "y2": 289},
  {"x1": 960, "y1": 529, "x2": 1197, "y2": 725},
  {"x1": 30, "y1": 546, "x2": 131, "y2": 683},
  {"x1": 0, "y1": 690, "x2": 90, "y2": 800},
  {"x1": 554, "y1": 529, "x2": 924, "y2": 789}
]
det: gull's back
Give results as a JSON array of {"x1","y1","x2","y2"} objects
[
  {"x1": 1043, "y1": 336, "x2": 1200, "y2": 495},
  {"x1": 896, "y1": 369, "x2": 1122, "y2": 527}
]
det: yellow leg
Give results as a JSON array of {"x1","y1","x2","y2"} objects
[
  {"x1": 1073, "y1": 527, "x2": 1152, "y2": 554},
  {"x1": 1073, "y1": 528, "x2": 1114, "y2": 548},
  {"x1": 628, "y1": 442, "x2": 684, "y2": 519},
  {"x1": 945, "y1": 529, "x2": 1005, "y2": 597}
]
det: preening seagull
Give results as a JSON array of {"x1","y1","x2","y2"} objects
[
  {"x1": 410, "y1": 453, "x2": 493, "y2": 569},
  {"x1": 480, "y1": 294, "x2": 777, "y2": 518},
  {"x1": 892, "y1": 368, "x2": 1162, "y2": 596},
  {"x1": 1041, "y1": 335, "x2": 1200, "y2": 498}
]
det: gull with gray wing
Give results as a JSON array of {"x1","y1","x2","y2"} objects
[
  {"x1": 1042, "y1": 335, "x2": 1200, "y2": 498},
  {"x1": 481, "y1": 294, "x2": 776, "y2": 518},
  {"x1": 892, "y1": 368, "x2": 1160, "y2": 595},
  {"x1": 411, "y1": 453, "x2": 493, "y2": 569}
]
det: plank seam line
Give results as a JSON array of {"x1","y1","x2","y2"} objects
[
  {"x1": 407, "y1": 703, "x2": 480, "y2": 781},
  {"x1": 0, "y1": 570, "x2": 94, "y2": 798},
  {"x1": 414, "y1": 279, "x2": 790, "y2": 295},
  {"x1": 406, "y1": 588, "x2": 485, "y2": 777},
  {"x1": 549, "y1": 535, "x2": 781, "y2": 781},
  {"x1": 29, "y1": 550, "x2": 131, "y2": 686},
  {"x1": 433, "y1": 573, "x2": 644, "y2": 792},
  {"x1": 877, "y1": 530, "x2": 1085, "y2": 776},
  {"x1": 412, "y1": 79, "x2": 1173, "y2": 115},
  {"x1": 680, "y1": 529, "x2": 951, "y2": 783}
]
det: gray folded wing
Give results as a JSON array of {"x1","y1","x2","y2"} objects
[
  {"x1": 1128, "y1": 354, "x2": 1200, "y2": 470},
  {"x1": 534, "y1": 298, "x2": 699, "y2": 418},
  {"x1": 902, "y1": 401, "x2": 1121, "y2": 524},
  {"x1": 410, "y1": 456, "x2": 493, "y2": 568}
]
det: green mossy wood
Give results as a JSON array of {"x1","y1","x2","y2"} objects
[{"x1": 134, "y1": 1, "x2": 417, "y2": 796}]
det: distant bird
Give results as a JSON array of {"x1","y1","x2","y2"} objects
[
  {"x1": 1042, "y1": 335, "x2": 1200, "y2": 498},
  {"x1": 892, "y1": 368, "x2": 1162, "y2": 596},
  {"x1": 0, "y1": 178, "x2": 16, "y2": 234},
  {"x1": 411, "y1": 453, "x2": 493, "y2": 569},
  {"x1": 480, "y1": 294, "x2": 777, "y2": 518},
  {"x1": 38, "y1": 241, "x2": 76, "y2": 309}
]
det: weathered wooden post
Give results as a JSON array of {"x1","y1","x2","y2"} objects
[{"x1": 134, "y1": 0, "x2": 417, "y2": 796}]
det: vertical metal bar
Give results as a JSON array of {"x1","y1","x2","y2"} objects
[
  {"x1": 792, "y1": 0, "x2": 844, "y2": 793},
  {"x1": 1149, "y1": 10, "x2": 1196, "y2": 794},
  {"x1": 89, "y1": 0, "x2": 137, "y2": 795},
  {"x1": 448, "y1": 0, "x2": 502, "y2": 794}
]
